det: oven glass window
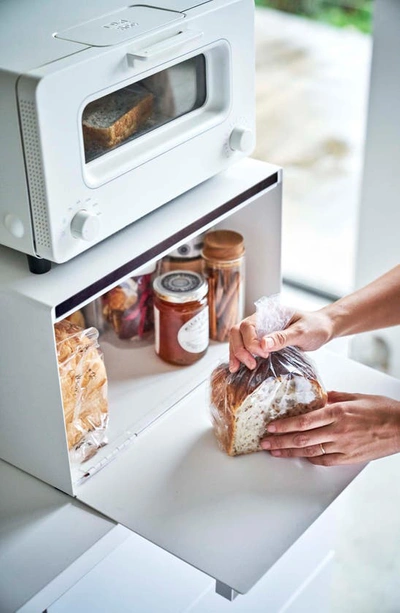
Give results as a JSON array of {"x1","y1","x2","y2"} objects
[{"x1": 82, "y1": 55, "x2": 206, "y2": 163}]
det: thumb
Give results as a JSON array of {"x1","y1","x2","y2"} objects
[{"x1": 260, "y1": 328, "x2": 298, "y2": 353}]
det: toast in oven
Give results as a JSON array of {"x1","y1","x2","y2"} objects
[{"x1": 82, "y1": 85, "x2": 154, "y2": 149}]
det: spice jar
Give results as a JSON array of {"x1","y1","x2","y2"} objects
[
  {"x1": 83, "y1": 262, "x2": 156, "y2": 345},
  {"x1": 158, "y1": 234, "x2": 205, "y2": 275},
  {"x1": 202, "y1": 230, "x2": 245, "y2": 342},
  {"x1": 153, "y1": 271, "x2": 209, "y2": 366}
]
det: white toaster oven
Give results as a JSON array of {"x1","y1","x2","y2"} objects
[{"x1": 0, "y1": 0, "x2": 255, "y2": 272}]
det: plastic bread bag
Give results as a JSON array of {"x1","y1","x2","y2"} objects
[
  {"x1": 209, "y1": 294, "x2": 327, "y2": 456},
  {"x1": 55, "y1": 320, "x2": 109, "y2": 463}
]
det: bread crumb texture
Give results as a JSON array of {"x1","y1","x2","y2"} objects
[
  {"x1": 55, "y1": 319, "x2": 109, "y2": 462},
  {"x1": 210, "y1": 347, "x2": 327, "y2": 456}
]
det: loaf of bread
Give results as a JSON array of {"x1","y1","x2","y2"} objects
[
  {"x1": 55, "y1": 320, "x2": 109, "y2": 456},
  {"x1": 210, "y1": 347, "x2": 327, "y2": 456},
  {"x1": 64, "y1": 309, "x2": 86, "y2": 328},
  {"x1": 82, "y1": 85, "x2": 154, "y2": 149}
]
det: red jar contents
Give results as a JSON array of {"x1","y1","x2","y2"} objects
[{"x1": 153, "y1": 271, "x2": 209, "y2": 366}]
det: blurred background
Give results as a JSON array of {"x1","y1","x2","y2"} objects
[{"x1": 253, "y1": 0, "x2": 373, "y2": 299}]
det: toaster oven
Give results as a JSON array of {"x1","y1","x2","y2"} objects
[{"x1": 0, "y1": 0, "x2": 255, "y2": 272}]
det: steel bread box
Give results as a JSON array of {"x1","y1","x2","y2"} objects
[
  {"x1": 0, "y1": 0, "x2": 255, "y2": 272},
  {"x1": 0, "y1": 160, "x2": 374, "y2": 600}
]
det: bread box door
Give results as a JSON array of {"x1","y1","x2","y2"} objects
[{"x1": 73, "y1": 350, "x2": 400, "y2": 596}]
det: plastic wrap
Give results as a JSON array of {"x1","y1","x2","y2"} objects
[
  {"x1": 55, "y1": 320, "x2": 109, "y2": 463},
  {"x1": 210, "y1": 294, "x2": 327, "y2": 456}
]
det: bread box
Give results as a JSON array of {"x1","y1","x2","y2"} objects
[{"x1": 0, "y1": 158, "x2": 375, "y2": 599}]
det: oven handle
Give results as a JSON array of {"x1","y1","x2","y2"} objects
[{"x1": 127, "y1": 30, "x2": 203, "y2": 64}]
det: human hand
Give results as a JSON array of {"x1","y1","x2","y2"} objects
[
  {"x1": 260, "y1": 391, "x2": 400, "y2": 465},
  {"x1": 229, "y1": 310, "x2": 334, "y2": 373}
]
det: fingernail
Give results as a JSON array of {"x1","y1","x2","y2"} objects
[
  {"x1": 261, "y1": 440, "x2": 271, "y2": 449},
  {"x1": 267, "y1": 424, "x2": 276, "y2": 432},
  {"x1": 264, "y1": 337, "x2": 274, "y2": 349},
  {"x1": 270, "y1": 450, "x2": 281, "y2": 457}
]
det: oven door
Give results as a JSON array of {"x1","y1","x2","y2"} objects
[{"x1": 16, "y1": 0, "x2": 254, "y2": 264}]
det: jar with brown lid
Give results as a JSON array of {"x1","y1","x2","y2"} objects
[
  {"x1": 202, "y1": 230, "x2": 245, "y2": 342},
  {"x1": 153, "y1": 271, "x2": 209, "y2": 366}
]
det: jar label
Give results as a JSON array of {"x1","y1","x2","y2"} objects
[{"x1": 177, "y1": 307, "x2": 209, "y2": 353}]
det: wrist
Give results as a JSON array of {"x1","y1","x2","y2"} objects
[{"x1": 319, "y1": 302, "x2": 349, "y2": 342}]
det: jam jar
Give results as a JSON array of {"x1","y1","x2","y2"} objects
[{"x1": 153, "y1": 271, "x2": 209, "y2": 366}]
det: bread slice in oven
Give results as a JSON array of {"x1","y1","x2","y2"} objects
[{"x1": 82, "y1": 85, "x2": 154, "y2": 149}]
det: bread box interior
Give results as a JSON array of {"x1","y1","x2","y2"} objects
[{"x1": 0, "y1": 157, "x2": 368, "y2": 597}]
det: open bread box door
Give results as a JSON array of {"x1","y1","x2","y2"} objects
[{"x1": 74, "y1": 349, "x2": 391, "y2": 597}]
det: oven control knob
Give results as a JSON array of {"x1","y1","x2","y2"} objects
[
  {"x1": 70, "y1": 210, "x2": 100, "y2": 241},
  {"x1": 229, "y1": 127, "x2": 254, "y2": 153}
]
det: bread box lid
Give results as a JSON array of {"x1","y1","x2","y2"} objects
[
  {"x1": 74, "y1": 350, "x2": 380, "y2": 595},
  {"x1": 54, "y1": 6, "x2": 185, "y2": 47}
]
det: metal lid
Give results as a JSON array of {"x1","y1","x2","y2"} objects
[
  {"x1": 167, "y1": 233, "x2": 205, "y2": 260},
  {"x1": 202, "y1": 230, "x2": 245, "y2": 262},
  {"x1": 153, "y1": 271, "x2": 208, "y2": 304}
]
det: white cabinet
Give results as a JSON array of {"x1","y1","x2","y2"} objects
[{"x1": 2, "y1": 158, "x2": 398, "y2": 606}]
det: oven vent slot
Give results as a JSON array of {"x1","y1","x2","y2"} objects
[{"x1": 19, "y1": 100, "x2": 51, "y2": 251}]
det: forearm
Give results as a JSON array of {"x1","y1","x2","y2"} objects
[{"x1": 321, "y1": 265, "x2": 400, "y2": 340}]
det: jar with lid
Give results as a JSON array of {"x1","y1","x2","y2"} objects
[
  {"x1": 158, "y1": 233, "x2": 205, "y2": 275},
  {"x1": 202, "y1": 230, "x2": 245, "y2": 342},
  {"x1": 83, "y1": 262, "x2": 156, "y2": 346},
  {"x1": 153, "y1": 271, "x2": 209, "y2": 366}
]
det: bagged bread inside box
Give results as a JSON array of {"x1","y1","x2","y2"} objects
[
  {"x1": 56, "y1": 227, "x2": 246, "y2": 470},
  {"x1": 48, "y1": 171, "x2": 282, "y2": 481}
]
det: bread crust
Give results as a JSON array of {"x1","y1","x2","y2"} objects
[
  {"x1": 82, "y1": 86, "x2": 154, "y2": 149},
  {"x1": 210, "y1": 348, "x2": 327, "y2": 456}
]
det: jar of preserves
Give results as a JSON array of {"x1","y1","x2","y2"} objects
[
  {"x1": 202, "y1": 230, "x2": 245, "y2": 342},
  {"x1": 153, "y1": 271, "x2": 209, "y2": 366}
]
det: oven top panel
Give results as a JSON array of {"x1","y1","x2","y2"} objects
[
  {"x1": 54, "y1": 6, "x2": 185, "y2": 47},
  {"x1": 0, "y1": 0, "x2": 212, "y2": 73}
]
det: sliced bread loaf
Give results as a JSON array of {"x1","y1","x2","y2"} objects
[{"x1": 210, "y1": 347, "x2": 327, "y2": 456}]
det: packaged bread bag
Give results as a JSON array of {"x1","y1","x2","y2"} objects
[
  {"x1": 55, "y1": 319, "x2": 109, "y2": 462},
  {"x1": 210, "y1": 295, "x2": 327, "y2": 456}
]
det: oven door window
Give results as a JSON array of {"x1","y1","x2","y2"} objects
[{"x1": 82, "y1": 55, "x2": 207, "y2": 163}]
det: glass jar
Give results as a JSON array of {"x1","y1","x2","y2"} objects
[
  {"x1": 153, "y1": 271, "x2": 209, "y2": 366},
  {"x1": 83, "y1": 262, "x2": 156, "y2": 344},
  {"x1": 202, "y1": 230, "x2": 245, "y2": 342},
  {"x1": 158, "y1": 233, "x2": 205, "y2": 275}
]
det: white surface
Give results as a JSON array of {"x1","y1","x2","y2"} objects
[
  {"x1": 45, "y1": 516, "x2": 336, "y2": 612},
  {"x1": 0, "y1": 460, "x2": 116, "y2": 613},
  {"x1": 76, "y1": 350, "x2": 400, "y2": 595},
  {"x1": 0, "y1": 157, "x2": 279, "y2": 311},
  {"x1": 48, "y1": 528, "x2": 214, "y2": 613}
]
